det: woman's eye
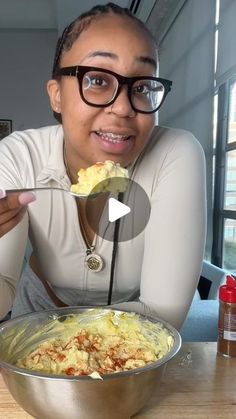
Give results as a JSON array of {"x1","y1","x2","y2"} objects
[
  {"x1": 83, "y1": 74, "x2": 109, "y2": 91},
  {"x1": 133, "y1": 84, "x2": 150, "y2": 94},
  {"x1": 90, "y1": 77, "x2": 107, "y2": 86},
  {"x1": 85, "y1": 74, "x2": 109, "y2": 88}
]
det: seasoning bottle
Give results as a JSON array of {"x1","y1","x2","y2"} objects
[{"x1": 218, "y1": 275, "x2": 236, "y2": 357}]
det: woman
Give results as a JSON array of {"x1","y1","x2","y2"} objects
[{"x1": 0, "y1": 3, "x2": 206, "y2": 329}]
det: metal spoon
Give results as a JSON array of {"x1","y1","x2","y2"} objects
[{"x1": 5, "y1": 187, "x2": 98, "y2": 199}]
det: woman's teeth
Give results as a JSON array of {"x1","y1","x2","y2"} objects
[{"x1": 96, "y1": 131, "x2": 130, "y2": 143}]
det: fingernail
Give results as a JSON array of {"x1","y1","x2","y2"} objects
[
  {"x1": 0, "y1": 188, "x2": 6, "y2": 199},
  {"x1": 18, "y1": 192, "x2": 36, "y2": 205}
]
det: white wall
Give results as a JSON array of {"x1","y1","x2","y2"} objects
[
  {"x1": 148, "y1": 0, "x2": 216, "y2": 258},
  {"x1": 0, "y1": 29, "x2": 58, "y2": 131},
  {"x1": 56, "y1": 0, "x2": 128, "y2": 33}
]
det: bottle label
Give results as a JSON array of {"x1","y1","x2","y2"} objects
[
  {"x1": 224, "y1": 312, "x2": 236, "y2": 327},
  {"x1": 221, "y1": 313, "x2": 236, "y2": 341},
  {"x1": 223, "y1": 330, "x2": 236, "y2": 341}
]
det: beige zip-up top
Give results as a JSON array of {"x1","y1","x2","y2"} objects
[{"x1": 0, "y1": 124, "x2": 206, "y2": 328}]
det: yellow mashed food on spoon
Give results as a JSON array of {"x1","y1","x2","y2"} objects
[
  {"x1": 70, "y1": 160, "x2": 129, "y2": 195},
  {"x1": 16, "y1": 309, "x2": 174, "y2": 377}
]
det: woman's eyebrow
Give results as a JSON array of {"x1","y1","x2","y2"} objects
[
  {"x1": 138, "y1": 56, "x2": 157, "y2": 70},
  {"x1": 84, "y1": 50, "x2": 157, "y2": 70},
  {"x1": 85, "y1": 51, "x2": 118, "y2": 60}
]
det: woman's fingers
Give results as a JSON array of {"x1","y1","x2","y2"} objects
[
  {"x1": 0, "y1": 188, "x2": 6, "y2": 199},
  {"x1": 0, "y1": 191, "x2": 36, "y2": 213},
  {"x1": 0, "y1": 207, "x2": 27, "y2": 237},
  {"x1": 0, "y1": 190, "x2": 36, "y2": 237},
  {"x1": 0, "y1": 206, "x2": 28, "y2": 224},
  {"x1": 18, "y1": 192, "x2": 37, "y2": 206}
]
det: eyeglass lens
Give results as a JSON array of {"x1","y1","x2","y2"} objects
[{"x1": 82, "y1": 70, "x2": 165, "y2": 112}]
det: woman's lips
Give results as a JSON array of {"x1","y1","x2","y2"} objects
[{"x1": 92, "y1": 130, "x2": 135, "y2": 154}]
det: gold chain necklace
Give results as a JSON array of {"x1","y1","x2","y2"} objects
[{"x1": 63, "y1": 142, "x2": 104, "y2": 272}]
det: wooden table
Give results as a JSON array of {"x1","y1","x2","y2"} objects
[{"x1": 1, "y1": 342, "x2": 236, "y2": 418}]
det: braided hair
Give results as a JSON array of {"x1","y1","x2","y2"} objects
[{"x1": 51, "y1": 2, "x2": 156, "y2": 122}]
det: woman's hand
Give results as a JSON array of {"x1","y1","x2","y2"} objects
[{"x1": 0, "y1": 189, "x2": 36, "y2": 238}]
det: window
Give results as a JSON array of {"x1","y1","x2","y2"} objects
[
  {"x1": 228, "y1": 83, "x2": 236, "y2": 141},
  {"x1": 223, "y1": 219, "x2": 236, "y2": 271},
  {"x1": 212, "y1": 0, "x2": 236, "y2": 273},
  {"x1": 212, "y1": 77, "x2": 236, "y2": 273}
]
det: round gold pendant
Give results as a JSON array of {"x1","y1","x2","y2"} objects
[{"x1": 85, "y1": 253, "x2": 104, "y2": 272}]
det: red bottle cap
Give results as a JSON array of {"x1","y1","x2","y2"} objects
[{"x1": 219, "y1": 275, "x2": 236, "y2": 303}]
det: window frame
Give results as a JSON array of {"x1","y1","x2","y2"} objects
[{"x1": 212, "y1": 76, "x2": 236, "y2": 268}]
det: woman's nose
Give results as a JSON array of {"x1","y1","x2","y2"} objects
[{"x1": 106, "y1": 87, "x2": 136, "y2": 118}]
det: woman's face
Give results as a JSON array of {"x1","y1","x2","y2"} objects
[{"x1": 48, "y1": 15, "x2": 157, "y2": 169}]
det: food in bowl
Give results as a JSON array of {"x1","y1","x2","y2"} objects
[
  {"x1": 70, "y1": 160, "x2": 129, "y2": 195},
  {"x1": 0, "y1": 308, "x2": 181, "y2": 419},
  {"x1": 16, "y1": 309, "x2": 174, "y2": 377}
]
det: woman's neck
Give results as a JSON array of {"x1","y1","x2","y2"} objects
[{"x1": 63, "y1": 143, "x2": 79, "y2": 184}]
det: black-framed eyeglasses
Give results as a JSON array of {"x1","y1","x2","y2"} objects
[{"x1": 56, "y1": 65, "x2": 172, "y2": 114}]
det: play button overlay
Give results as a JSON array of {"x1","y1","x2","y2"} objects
[
  {"x1": 108, "y1": 198, "x2": 130, "y2": 222},
  {"x1": 85, "y1": 177, "x2": 151, "y2": 242}
]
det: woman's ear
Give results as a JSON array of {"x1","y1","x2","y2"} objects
[{"x1": 47, "y1": 79, "x2": 61, "y2": 113}]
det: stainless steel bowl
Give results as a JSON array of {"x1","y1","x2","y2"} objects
[{"x1": 0, "y1": 307, "x2": 181, "y2": 419}]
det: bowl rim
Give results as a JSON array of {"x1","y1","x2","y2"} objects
[{"x1": 0, "y1": 306, "x2": 182, "y2": 381}]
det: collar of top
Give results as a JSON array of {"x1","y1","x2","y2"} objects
[{"x1": 36, "y1": 125, "x2": 70, "y2": 188}]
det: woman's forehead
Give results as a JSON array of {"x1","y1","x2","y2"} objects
[{"x1": 60, "y1": 15, "x2": 157, "y2": 68}]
